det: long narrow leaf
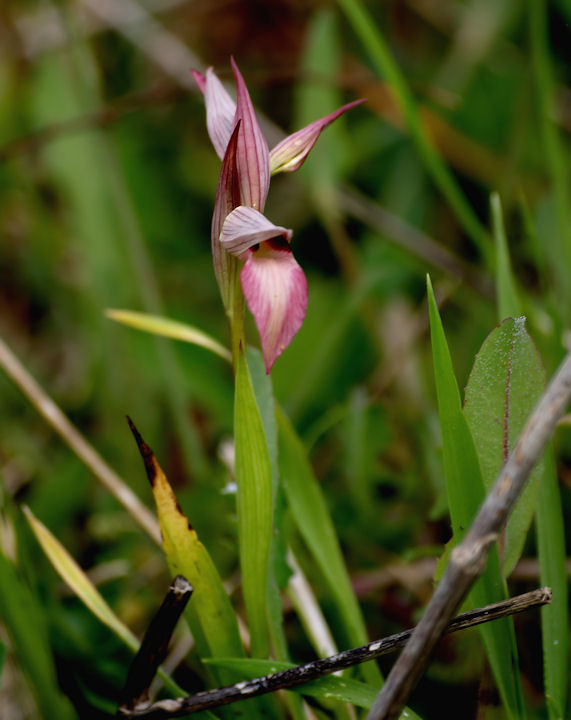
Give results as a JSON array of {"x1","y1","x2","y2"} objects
[
  {"x1": 489, "y1": 206, "x2": 567, "y2": 718},
  {"x1": 234, "y1": 346, "x2": 273, "y2": 658},
  {"x1": 536, "y1": 447, "x2": 568, "y2": 719},
  {"x1": 426, "y1": 276, "x2": 524, "y2": 718},
  {"x1": 491, "y1": 193, "x2": 520, "y2": 321},
  {"x1": 23, "y1": 506, "x2": 139, "y2": 651},
  {"x1": 276, "y1": 406, "x2": 382, "y2": 688},
  {"x1": 106, "y1": 309, "x2": 232, "y2": 362},
  {"x1": 337, "y1": 0, "x2": 492, "y2": 261},
  {"x1": 22, "y1": 507, "x2": 186, "y2": 700}
]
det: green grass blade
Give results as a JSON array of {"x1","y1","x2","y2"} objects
[
  {"x1": 234, "y1": 346, "x2": 273, "y2": 658},
  {"x1": 276, "y1": 406, "x2": 382, "y2": 687},
  {"x1": 106, "y1": 310, "x2": 232, "y2": 362},
  {"x1": 491, "y1": 193, "x2": 520, "y2": 321},
  {"x1": 0, "y1": 548, "x2": 76, "y2": 720},
  {"x1": 426, "y1": 276, "x2": 524, "y2": 718},
  {"x1": 0, "y1": 638, "x2": 5, "y2": 687},
  {"x1": 22, "y1": 507, "x2": 185, "y2": 700},
  {"x1": 536, "y1": 446, "x2": 568, "y2": 719},
  {"x1": 337, "y1": 0, "x2": 492, "y2": 262},
  {"x1": 527, "y1": 0, "x2": 571, "y2": 318},
  {"x1": 464, "y1": 317, "x2": 544, "y2": 576},
  {"x1": 23, "y1": 506, "x2": 139, "y2": 652},
  {"x1": 244, "y1": 348, "x2": 303, "y2": 714}
]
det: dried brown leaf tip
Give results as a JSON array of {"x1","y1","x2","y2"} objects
[{"x1": 127, "y1": 416, "x2": 159, "y2": 487}]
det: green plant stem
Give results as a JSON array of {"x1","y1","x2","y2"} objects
[
  {"x1": 337, "y1": 0, "x2": 493, "y2": 264},
  {"x1": 228, "y1": 258, "x2": 246, "y2": 371}
]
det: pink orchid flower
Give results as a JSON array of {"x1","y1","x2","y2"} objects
[{"x1": 193, "y1": 59, "x2": 364, "y2": 372}]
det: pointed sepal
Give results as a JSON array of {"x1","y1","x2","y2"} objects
[
  {"x1": 231, "y1": 57, "x2": 270, "y2": 212},
  {"x1": 269, "y1": 99, "x2": 366, "y2": 175}
]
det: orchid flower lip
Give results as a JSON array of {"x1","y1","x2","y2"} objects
[
  {"x1": 240, "y1": 242, "x2": 308, "y2": 373},
  {"x1": 219, "y1": 205, "x2": 292, "y2": 257}
]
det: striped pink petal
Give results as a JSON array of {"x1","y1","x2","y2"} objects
[
  {"x1": 211, "y1": 122, "x2": 241, "y2": 307},
  {"x1": 193, "y1": 67, "x2": 237, "y2": 160},
  {"x1": 220, "y1": 206, "x2": 292, "y2": 257},
  {"x1": 240, "y1": 240, "x2": 308, "y2": 373},
  {"x1": 231, "y1": 57, "x2": 270, "y2": 212},
  {"x1": 269, "y1": 99, "x2": 366, "y2": 175}
]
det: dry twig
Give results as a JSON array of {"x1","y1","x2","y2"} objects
[
  {"x1": 117, "y1": 588, "x2": 551, "y2": 718},
  {"x1": 367, "y1": 350, "x2": 571, "y2": 720}
]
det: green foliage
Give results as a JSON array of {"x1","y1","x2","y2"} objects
[
  {"x1": 0, "y1": 548, "x2": 76, "y2": 720},
  {"x1": 464, "y1": 317, "x2": 544, "y2": 576},
  {"x1": 234, "y1": 347, "x2": 273, "y2": 659},
  {"x1": 427, "y1": 277, "x2": 525, "y2": 719},
  {"x1": 0, "y1": 1, "x2": 569, "y2": 718},
  {"x1": 277, "y1": 407, "x2": 382, "y2": 688},
  {"x1": 537, "y1": 448, "x2": 568, "y2": 720}
]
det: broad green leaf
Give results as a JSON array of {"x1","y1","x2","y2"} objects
[
  {"x1": 276, "y1": 406, "x2": 382, "y2": 688},
  {"x1": 536, "y1": 446, "x2": 568, "y2": 720},
  {"x1": 234, "y1": 346, "x2": 273, "y2": 658},
  {"x1": 106, "y1": 309, "x2": 232, "y2": 362},
  {"x1": 0, "y1": 546, "x2": 76, "y2": 720},
  {"x1": 502, "y1": 206, "x2": 568, "y2": 718},
  {"x1": 127, "y1": 423, "x2": 244, "y2": 664},
  {"x1": 426, "y1": 276, "x2": 525, "y2": 719},
  {"x1": 205, "y1": 658, "x2": 420, "y2": 719},
  {"x1": 491, "y1": 193, "x2": 520, "y2": 321},
  {"x1": 464, "y1": 317, "x2": 544, "y2": 576}
]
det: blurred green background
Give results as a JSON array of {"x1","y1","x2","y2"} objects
[{"x1": 0, "y1": 0, "x2": 570, "y2": 718}]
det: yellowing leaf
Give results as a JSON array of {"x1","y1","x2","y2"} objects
[
  {"x1": 23, "y1": 506, "x2": 138, "y2": 651},
  {"x1": 127, "y1": 419, "x2": 244, "y2": 661},
  {"x1": 106, "y1": 309, "x2": 232, "y2": 362}
]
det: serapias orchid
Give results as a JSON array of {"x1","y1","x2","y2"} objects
[{"x1": 193, "y1": 59, "x2": 364, "y2": 372}]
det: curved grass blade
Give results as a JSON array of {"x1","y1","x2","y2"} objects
[
  {"x1": 337, "y1": 0, "x2": 492, "y2": 262},
  {"x1": 464, "y1": 317, "x2": 544, "y2": 577},
  {"x1": 426, "y1": 276, "x2": 524, "y2": 719},
  {"x1": 276, "y1": 406, "x2": 382, "y2": 688},
  {"x1": 536, "y1": 447, "x2": 568, "y2": 719},
  {"x1": 106, "y1": 309, "x2": 232, "y2": 362},
  {"x1": 0, "y1": 547, "x2": 76, "y2": 720},
  {"x1": 234, "y1": 346, "x2": 273, "y2": 658},
  {"x1": 22, "y1": 507, "x2": 185, "y2": 700}
]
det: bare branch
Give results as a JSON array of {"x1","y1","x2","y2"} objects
[
  {"x1": 120, "y1": 576, "x2": 193, "y2": 711},
  {"x1": 117, "y1": 588, "x2": 551, "y2": 718},
  {"x1": 367, "y1": 350, "x2": 571, "y2": 720}
]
